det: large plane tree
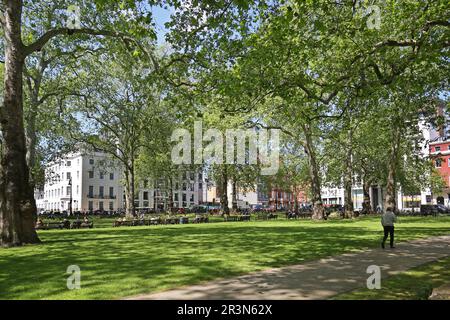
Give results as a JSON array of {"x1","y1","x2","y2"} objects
[{"x1": 0, "y1": 0, "x2": 156, "y2": 247}]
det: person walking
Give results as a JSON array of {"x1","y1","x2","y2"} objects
[{"x1": 381, "y1": 207, "x2": 397, "y2": 249}]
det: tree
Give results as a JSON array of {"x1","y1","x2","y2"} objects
[
  {"x1": 166, "y1": 0, "x2": 449, "y2": 219},
  {"x1": 0, "y1": 0, "x2": 156, "y2": 246},
  {"x1": 61, "y1": 52, "x2": 162, "y2": 218}
]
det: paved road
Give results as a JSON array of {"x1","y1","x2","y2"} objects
[{"x1": 125, "y1": 235, "x2": 450, "y2": 300}]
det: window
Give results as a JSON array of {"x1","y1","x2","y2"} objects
[
  {"x1": 77, "y1": 171, "x2": 80, "y2": 179},
  {"x1": 190, "y1": 183, "x2": 194, "y2": 191},
  {"x1": 66, "y1": 161, "x2": 71, "y2": 167},
  {"x1": 199, "y1": 183, "x2": 203, "y2": 190},
  {"x1": 109, "y1": 202, "x2": 114, "y2": 210},
  {"x1": 190, "y1": 194, "x2": 194, "y2": 202},
  {"x1": 99, "y1": 172, "x2": 104, "y2": 179},
  {"x1": 66, "y1": 172, "x2": 71, "y2": 180},
  {"x1": 88, "y1": 201, "x2": 93, "y2": 211},
  {"x1": 109, "y1": 187, "x2": 114, "y2": 198},
  {"x1": 436, "y1": 146, "x2": 441, "y2": 152},
  {"x1": 174, "y1": 193, "x2": 179, "y2": 201},
  {"x1": 436, "y1": 159, "x2": 442, "y2": 168},
  {"x1": 88, "y1": 171, "x2": 94, "y2": 179},
  {"x1": 143, "y1": 191, "x2": 148, "y2": 200},
  {"x1": 110, "y1": 172, "x2": 114, "y2": 180},
  {"x1": 99, "y1": 201, "x2": 104, "y2": 211},
  {"x1": 190, "y1": 172, "x2": 195, "y2": 180},
  {"x1": 76, "y1": 185, "x2": 79, "y2": 195},
  {"x1": 99, "y1": 186, "x2": 104, "y2": 197},
  {"x1": 88, "y1": 186, "x2": 94, "y2": 197},
  {"x1": 182, "y1": 193, "x2": 187, "y2": 202},
  {"x1": 89, "y1": 159, "x2": 94, "y2": 165},
  {"x1": 66, "y1": 186, "x2": 71, "y2": 196}
]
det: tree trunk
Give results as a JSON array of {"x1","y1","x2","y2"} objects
[
  {"x1": 384, "y1": 125, "x2": 401, "y2": 212},
  {"x1": 0, "y1": 0, "x2": 40, "y2": 246},
  {"x1": 25, "y1": 111, "x2": 37, "y2": 172},
  {"x1": 361, "y1": 174, "x2": 372, "y2": 214},
  {"x1": 124, "y1": 168, "x2": 136, "y2": 218},
  {"x1": 231, "y1": 180, "x2": 237, "y2": 210},
  {"x1": 343, "y1": 174, "x2": 353, "y2": 218},
  {"x1": 343, "y1": 130, "x2": 354, "y2": 218},
  {"x1": 302, "y1": 123, "x2": 324, "y2": 220},
  {"x1": 24, "y1": 57, "x2": 44, "y2": 186},
  {"x1": 168, "y1": 177, "x2": 174, "y2": 213},
  {"x1": 220, "y1": 167, "x2": 229, "y2": 215},
  {"x1": 275, "y1": 189, "x2": 278, "y2": 209},
  {"x1": 294, "y1": 189, "x2": 299, "y2": 214}
]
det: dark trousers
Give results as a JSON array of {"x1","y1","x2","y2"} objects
[{"x1": 382, "y1": 226, "x2": 395, "y2": 248}]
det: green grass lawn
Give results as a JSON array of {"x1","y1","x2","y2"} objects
[
  {"x1": 333, "y1": 256, "x2": 450, "y2": 300},
  {"x1": 0, "y1": 216, "x2": 449, "y2": 299}
]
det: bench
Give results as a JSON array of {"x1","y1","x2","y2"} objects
[
  {"x1": 113, "y1": 220, "x2": 135, "y2": 227},
  {"x1": 192, "y1": 216, "x2": 209, "y2": 223},
  {"x1": 149, "y1": 218, "x2": 162, "y2": 225},
  {"x1": 179, "y1": 217, "x2": 189, "y2": 224},
  {"x1": 224, "y1": 215, "x2": 240, "y2": 222},
  {"x1": 164, "y1": 217, "x2": 180, "y2": 225},
  {"x1": 71, "y1": 221, "x2": 94, "y2": 229},
  {"x1": 35, "y1": 221, "x2": 71, "y2": 230},
  {"x1": 255, "y1": 213, "x2": 278, "y2": 221},
  {"x1": 286, "y1": 212, "x2": 300, "y2": 219},
  {"x1": 113, "y1": 218, "x2": 162, "y2": 227}
]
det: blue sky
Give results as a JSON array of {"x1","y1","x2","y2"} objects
[{"x1": 151, "y1": 5, "x2": 173, "y2": 44}]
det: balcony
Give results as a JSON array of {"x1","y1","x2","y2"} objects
[{"x1": 86, "y1": 194, "x2": 116, "y2": 199}]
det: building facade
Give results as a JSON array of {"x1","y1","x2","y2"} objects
[
  {"x1": 429, "y1": 138, "x2": 450, "y2": 205},
  {"x1": 36, "y1": 152, "x2": 136, "y2": 212},
  {"x1": 321, "y1": 184, "x2": 385, "y2": 211},
  {"x1": 203, "y1": 182, "x2": 308, "y2": 210},
  {"x1": 35, "y1": 152, "x2": 204, "y2": 213}
]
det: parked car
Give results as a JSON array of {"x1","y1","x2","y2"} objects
[
  {"x1": 435, "y1": 204, "x2": 450, "y2": 214},
  {"x1": 188, "y1": 205, "x2": 207, "y2": 213},
  {"x1": 250, "y1": 204, "x2": 264, "y2": 212},
  {"x1": 419, "y1": 204, "x2": 449, "y2": 215},
  {"x1": 420, "y1": 204, "x2": 437, "y2": 215}
]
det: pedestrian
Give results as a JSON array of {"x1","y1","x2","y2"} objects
[{"x1": 381, "y1": 207, "x2": 397, "y2": 249}]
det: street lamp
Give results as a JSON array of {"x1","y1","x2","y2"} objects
[{"x1": 68, "y1": 176, "x2": 73, "y2": 216}]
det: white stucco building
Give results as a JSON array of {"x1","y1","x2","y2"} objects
[{"x1": 35, "y1": 151, "x2": 204, "y2": 213}]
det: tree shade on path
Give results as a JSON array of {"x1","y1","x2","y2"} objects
[{"x1": 125, "y1": 235, "x2": 450, "y2": 300}]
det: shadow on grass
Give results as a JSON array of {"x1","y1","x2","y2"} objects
[{"x1": 0, "y1": 218, "x2": 449, "y2": 299}]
